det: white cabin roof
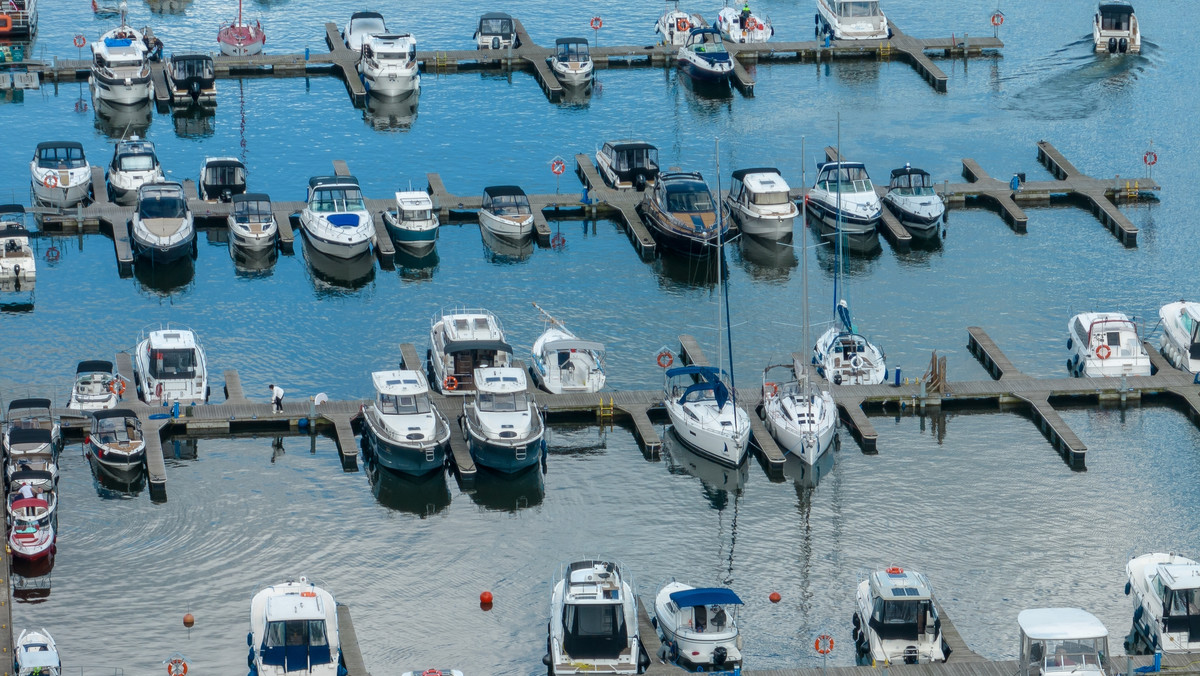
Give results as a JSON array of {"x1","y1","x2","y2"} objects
[
  {"x1": 146, "y1": 328, "x2": 199, "y2": 350},
  {"x1": 1160, "y1": 563, "x2": 1200, "y2": 590},
  {"x1": 265, "y1": 593, "x2": 326, "y2": 622},
  {"x1": 441, "y1": 311, "x2": 504, "y2": 342},
  {"x1": 372, "y1": 369, "x2": 428, "y2": 396},
  {"x1": 742, "y1": 171, "x2": 791, "y2": 194},
  {"x1": 368, "y1": 33, "x2": 416, "y2": 50},
  {"x1": 1072, "y1": 311, "x2": 1134, "y2": 327},
  {"x1": 869, "y1": 567, "x2": 933, "y2": 600},
  {"x1": 474, "y1": 367, "x2": 526, "y2": 393},
  {"x1": 1017, "y1": 608, "x2": 1108, "y2": 640},
  {"x1": 395, "y1": 191, "x2": 433, "y2": 210}
]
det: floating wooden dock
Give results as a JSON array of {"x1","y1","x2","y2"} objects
[{"x1": 336, "y1": 604, "x2": 370, "y2": 676}]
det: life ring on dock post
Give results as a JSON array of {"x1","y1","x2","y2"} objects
[
  {"x1": 44, "y1": 246, "x2": 60, "y2": 262},
  {"x1": 590, "y1": 16, "x2": 603, "y2": 30},
  {"x1": 815, "y1": 634, "x2": 835, "y2": 655},
  {"x1": 1095, "y1": 344, "x2": 1112, "y2": 360},
  {"x1": 74, "y1": 34, "x2": 86, "y2": 48},
  {"x1": 656, "y1": 351, "x2": 674, "y2": 369},
  {"x1": 42, "y1": 173, "x2": 59, "y2": 189},
  {"x1": 443, "y1": 375, "x2": 458, "y2": 391},
  {"x1": 551, "y1": 159, "x2": 566, "y2": 175},
  {"x1": 990, "y1": 11, "x2": 1004, "y2": 27},
  {"x1": 166, "y1": 657, "x2": 188, "y2": 676},
  {"x1": 1143, "y1": 151, "x2": 1157, "y2": 167}
]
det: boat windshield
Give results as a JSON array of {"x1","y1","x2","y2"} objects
[
  {"x1": 665, "y1": 185, "x2": 714, "y2": 213},
  {"x1": 260, "y1": 619, "x2": 332, "y2": 668},
  {"x1": 487, "y1": 194, "x2": 531, "y2": 216},
  {"x1": 138, "y1": 195, "x2": 187, "y2": 220},
  {"x1": 892, "y1": 172, "x2": 934, "y2": 195},
  {"x1": 870, "y1": 599, "x2": 933, "y2": 639},
  {"x1": 476, "y1": 392, "x2": 528, "y2": 412},
  {"x1": 234, "y1": 199, "x2": 272, "y2": 222},
  {"x1": 204, "y1": 164, "x2": 246, "y2": 187},
  {"x1": 378, "y1": 393, "x2": 431, "y2": 415},
  {"x1": 615, "y1": 147, "x2": 657, "y2": 172},
  {"x1": 819, "y1": 166, "x2": 873, "y2": 194},
  {"x1": 95, "y1": 416, "x2": 134, "y2": 444},
  {"x1": 351, "y1": 17, "x2": 386, "y2": 35},
  {"x1": 751, "y1": 190, "x2": 791, "y2": 205},
  {"x1": 401, "y1": 207, "x2": 432, "y2": 221},
  {"x1": 835, "y1": 0, "x2": 882, "y2": 18},
  {"x1": 479, "y1": 17, "x2": 512, "y2": 36},
  {"x1": 690, "y1": 32, "x2": 727, "y2": 52},
  {"x1": 172, "y1": 58, "x2": 213, "y2": 79},
  {"x1": 1033, "y1": 639, "x2": 1104, "y2": 672},
  {"x1": 557, "y1": 42, "x2": 589, "y2": 61},
  {"x1": 562, "y1": 602, "x2": 627, "y2": 659},
  {"x1": 311, "y1": 188, "x2": 366, "y2": 213},
  {"x1": 1164, "y1": 587, "x2": 1200, "y2": 622},
  {"x1": 37, "y1": 146, "x2": 86, "y2": 169},
  {"x1": 148, "y1": 348, "x2": 197, "y2": 379},
  {"x1": 119, "y1": 153, "x2": 157, "y2": 172},
  {"x1": 1099, "y1": 8, "x2": 1132, "y2": 31}
]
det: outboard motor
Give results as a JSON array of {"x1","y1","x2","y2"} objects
[
  {"x1": 1119, "y1": 37, "x2": 1128, "y2": 53},
  {"x1": 713, "y1": 646, "x2": 728, "y2": 666},
  {"x1": 491, "y1": 36, "x2": 500, "y2": 49},
  {"x1": 221, "y1": 188, "x2": 232, "y2": 203},
  {"x1": 904, "y1": 646, "x2": 920, "y2": 665},
  {"x1": 1108, "y1": 37, "x2": 1117, "y2": 53},
  {"x1": 190, "y1": 80, "x2": 200, "y2": 103},
  {"x1": 635, "y1": 173, "x2": 647, "y2": 191}
]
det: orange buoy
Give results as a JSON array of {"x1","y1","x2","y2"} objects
[
  {"x1": 183, "y1": 613, "x2": 195, "y2": 627},
  {"x1": 769, "y1": 591, "x2": 781, "y2": 603},
  {"x1": 480, "y1": 591, "x2": 493, "y2": 604}
]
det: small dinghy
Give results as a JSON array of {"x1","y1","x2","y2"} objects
[
  {"x1": 87, "y1": 408, "x2": 145, "y2": 470},
  {"x1": 653, "y1": 581, "x2": 743, "y2": 672},
  {"x1": 0, "y1": 206, "x2": 37, "y2": 290},
  {"x1": 15, "y1": 628, "x2": 60, "y2": 676},
  {"x1": 1125, "y1": 552, "x2": 1200, "y2": 653}
]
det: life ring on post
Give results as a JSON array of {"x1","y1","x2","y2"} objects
[
  {"x1": 74, "y1": 34, "x2": 86, "y2": 47},
  {"x1": 676, "y1": 17, "x2": 690, "y2": 33},
  {"x1": 42, "y1": 173, "x2": 59, "y2": 189},
  {"x1": 656, "y1": 351, "x2": 674, "y2": 369},
  {"x1": 1143, "y1": 151, "x2": 1157, "y2": 166},
  {"x1": 1095, "y1": 344, "x2": 1112, "y2": 360},
  {"x1": 443, "y1": 375, "x2": 458, "y2": 391},
  {"x1": 44, "y1": 246, "x2": 60, "y2": 262},
  {"x1": 166, "y1": 657, "x2": 188, "y2": 676},
  {"x1": 551, "y1": 159, "x2": 566, "y2": 175},
  {"x1": 815, "y1": 634, "x2": 835, "y2": 655},
  {"x1": 590, "y1": 16, "x2": 602, "y2": 30},
  {"x1": 990, "y1": 11, "x2": 1004, "y2": 27}
]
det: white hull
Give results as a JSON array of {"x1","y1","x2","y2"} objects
[
  {"x1": 230, "y1": 227, "x2": 277, "y2": 251},
  {"x1": 30, "y1": 172, "x2": 90, "y2": 207},
  {"x1": 90, "y1": 77, "x2": 153, "y2": 106},
  {"x1": 653, "y1": 581, "x2": 742, "y2": 670},
  {"x1": 855, "y1": 579, "x2": 946, "y2": 665},
  {"x1": 816, "y1": 0, "x2": 889, "y2": 40},
  {"x1": 882, "y1": 193, "x2": 944, "y2": 232},
  {"x1": 1158, "y1": 301, "x2": 1200, "y2": 373},
  {"x1": 762, "y1": 386, "x2": 837, "y2": 465},
  {"x1": 731, "y1": 206, "x2": 794, "y2": 240},
  {"x1": 479, "y1": 208, "x2": 533, "y2": 240},
  {"x1": 0, "y1": 257, "x2": 36, "y2": 284},
  {"x1": 362, "y1": 69, "x2": 420, "y2": 98},
  {"x1": 1067, "y1": 312, "x2": 1151, "y2": 378},
  {"x1": 665, "y1": 399, "x2": 749, "y2": 466},
  {"x1": 1126, "y1": 553, "x2": 1200, "y2": 653},
  {"x1": 301, "y1": 213, "x2": 374, "y2": 259},
  {"x1": 551, "y1": 60, "x2": 593, "y2": 85},
  {"x1": 1094, "y1": 18, "x2": 1141, "y2": 54}
]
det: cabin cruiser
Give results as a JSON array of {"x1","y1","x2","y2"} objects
[
  {"x1": 548, "y1": 559, "x2": 649, "y2": 675},
  {"x1": 3, "y1": 399, "x2": 60, "y2": 458},
  {"x1": 248, "y1": 577, "x2": 342, "y2": 676},
  {"x1": 655, "y1": 2, "x2": 703, "y2": 46},
  {"x1": 218, "y1": 0, "x2": 264, "y2": 56},
  {"x1": 724, "y1": 168, "x2": 797, "y2": 240},
  {"x1": 0, "y1": 206, "x2": 36, "y2": 290},
  {"x1": 853, "y1": 567, "x2": 947, "y2": 666},
  {"x1": 130, "y1": 182, "x2": 195, "y2": 263},
  {"x1": 653, "y1": 582, "x2": 743, "y2": 672},
  {"x1": 30, "y1": 142, "x2": 92, "y2": 207},
  {"x1": 1158, "y1": 301, "x2": 1200, "y2": 373},
  {"x1": 808, "y1": 161, "x2": 882, "y2": 237},
  {"x1": 462, "y1": 367, "x2": 544, "y2": 473},
  {"x1": 716, "y1": 3, "x2": 773, "y2": 43},
  {"x1": 479, "y1": 186, "x2": 534, "y2": 240},
  {"x1": 361, "y1": 369, "x2": 451, "y2": 475},
  {"x1": 382, "y1": 191, "x2": 438, "y2": 252},
  {"x1": 105, "y1": 136, "x2": 164, "y2": 205},
  {"x1": 15, "y1": 629, "x2": 60, "y2": 676},
  {"x1": 640, "y1": 170, "x2": 726, "y2": 256},
  {"x1": 475, "y1": 12, "x2": 516, "y2": 50},
  {"x1": 300, "y1": 176, "x2": 375, "y2": 258},
  {"x1": 663, "y1": 366, "x2": 750, "y2": 467},
  {"x1": 761, "y1": 364, "x2": 837, "y2": 465},
  {"x1": 529, "y1": 305, "x2": 606, "y2": 394},
  {"x1": 90, "y1": 18, "x2": 153, "y2": 105},
  {"x1": 816, "y1": 0, "x2": 890, "y2": 40},
  {"x1": 596, "y1": 141, "x2": 659, "y2": 191},
  {"x1": 166, "y1": 53, "x2": 216, "y2": 106},
  {"x1": 342, "y1": 11, "x2": 386, "y2": 51},
  {"x1": 1066, "y1": 312, "x2": 1151, "y2": 378},
  {"x1": 677, "y1": 28, "x2": 733, "y2": 82},
  {"x1": 358, "y1": 33, "x2": 420, "y2": 98},
  {"x1": 549, "y1": 38, "x2": 593, "y2": 86},
  {"x1": 429, "y1": 307, "x2": 513, "y2": 395},
  {"x1": 812, "y1": 301, "x2": 887, "y2": 385},
  {"x1": 228, "y1": 193, "x2": 278, "y2": 251},
  {"x1": 1017, "y1": 608, "x2": 1109, "y2": 676},
  {"x1": 883, "y1": 165, "x2": 944, "y2": 237},
  {"x1": 199, "y1": 156, "x2": 247, "y2": 202},
  {"x1": 132, "y1": 325, "x2": 209, "y2": 405},
  {"x1": 1125, "y1": 553, "x2": 1200, "y2": 653},
  {"x1": 7, "y1": 497, "x2": 55, "y2": 561},
  {"x1": 87, "y1": 408, "x2": 145, "y2": 471},
  {"x1": 1094, "y1": 1, "x2": 1140, "y2": 54},
  {"x1": 68, "y1": 360, "x2": 121, "y2": 410}
]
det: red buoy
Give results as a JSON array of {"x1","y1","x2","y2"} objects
[
  {"x1": 769, "y1": 592, "x2": 781, "y2": 603},
  {"x1": 183, "y1": 613, "x2": 195, "y2": 627},
  {"x1": 480, "y1": 591, "x2": 493, "y2": 604}
]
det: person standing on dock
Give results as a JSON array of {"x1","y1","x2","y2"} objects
[{"x1": 269, "y1": 383, "x2": 285, "y2": 412}]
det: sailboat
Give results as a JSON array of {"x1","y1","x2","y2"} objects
[
  {"x1": 810, "y1": 123, "x2": 887, "y2": 386},
  {"x1": 217, "y1": 0, "x2": 264, "y2": 56},
  {"x1": 762, "y1": 137, "x2": 839, "y2": 465},
  {"x1": 662, "y1": 139, "x2": 750, "y2": 467}
]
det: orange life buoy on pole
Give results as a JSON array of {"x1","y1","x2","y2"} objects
[
  {"x1": 815, "y1": 634, "x2": 834, "y2": 655},
  {"x1": 42, "y1": 173, "x2": 59, "y2": 189},
  {"x1": 443, "y1": 375, "x2": 458, "y2": 391},
  {"x1": 166, "y1": 657, "x2": 188, "y2": 676},
  {"x1": 1095, "y1": 344, "x2": 1112, "y2": 360},
  {"x1": 590, "y1": 16, "x2": 602, "y2": 30},
  {"x1": 990, "y1": 11, "x2": 1004, "y2": 27},
  {"x1": 1143, "y1": 151, "x2": 1157, "y2": 166},
  {"x1": 74, "y1": 34, "x2": 87, "y2": 47},
  {"x1": 656, "y1": 351, "x2": 674, "y2": 368}
]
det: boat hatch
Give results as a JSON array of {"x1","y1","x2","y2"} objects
[
  {"x1": 562, "y1": 602, "x2": 627, "y2": 659},
  {"x1": 260, "y1": 618, "x2": 332, "y2": 669}
]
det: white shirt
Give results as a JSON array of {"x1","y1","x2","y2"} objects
[
  {"x1": 17, "y1": 483, "x2": 35, "y2": 500},
  {"x1": 271, "y1": 385, "x2": 285, "y2": 400}
]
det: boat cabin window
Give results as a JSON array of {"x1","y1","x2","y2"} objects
[
  {"x1": 1099, "y1": 9, "x2": 1131, "y2": 31},
  {"x1": 892, "y1": 173, "x2": 935, "y2": 195},
  {"x1": 1164, "y1": 587, "x2": 1200, "y2": 618},
  {"x1": 557, "y1": 42, "x2": 590, "y2": 62},
  {"x1": 1028, "y1": 638, "x2": 1104, "y2": 672},
  {"x1": 172, "y1": 58, "x2": 213, "y2": 79},
  {"x1": 37, "y1": 146, "x2": 86, "y2": 169},
  {"x1": 479, "y1": 17, "x2": 513, "y2": 36},
  {"x1": 261, "y1": 619, "x2": 332, "y2": 668},
  {"x1": 562, "y1": 602, "x2": 627, "y2": 659},
  {"x1": 476, "y1": 392, "x2": 528, "y2": 412},
  {"x1": 751, "y1": 190, "x2": 791, "y2": 206},
  {"x1": 148, "y1": 348, "x2": 197, "y2": 379},
  {"x1": 402, "y1": 207, "x2": 432, "y2": 221},
  {"x1": 96, "y1": 417, "x2": 133, "y2": 443},
  {"x1": 378, "y1": 393, "x2": 430, "y2": 415},
  {"x1": 118, "y1": 153, "x2": 157, "y2": 172},
  {"x1": 690, "y1": 32, "x2": 727, "y2": 52},
  {"x1": 486, "y1": 194, "x2": 531, "y2": 216},
  {"x1": 1188, "y1": 316, "x2": 1200, "y2": 359},
  {"x1": 835, "y1": 0, "x2": 882, "y2": 18},
  {"x1": 818, "y1": 166, "x2": 873, "y2": 194},
  {"x1": 870, "y1": 598, "x2": 932, "y2": 640},
  {"x1": 234, "y1": 200, "x2": 272, "y2": 222},
  {"x1": 376, "y1": 46, "x2": 416, "y2": 61},
  {"x1": 204, "y1": 164, "x2": 246, "y2": 188},
  {"x1": 138, "y1": 195, "x2": 187, "y2": 220},
  {"x1": 311, "y1": 187, "x2": 366, "y2": 213},
  {"x1": 615, "y1": 147, "x2": 658, "y2": 173},
  {"x1": 665, "y1": 185, "x2": 714, "y2": 213}
]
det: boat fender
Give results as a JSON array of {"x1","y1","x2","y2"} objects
[
  {"x1": 814, "y1": 12, "x2": 820, "y2": 25},
  {"x1": 542, "y1": 654, "x2": 551, "y2": 667},
  {"x1": 1134, "y1": 606, "x2": 1143, "y2": 622},
  {"x1": 1108, "y1": 37, "x2": 1117, "y2": 53},
  {"x1": 833, "y1": 373, "x2": 842, "y2": 385},
  {"x1": 1125, "y1": 581, "x2": 1131, "y2": 596},
  {"x1": 1119, "y1": 37, "x2": 1128, "y2": 53},
  {"x1": 1066, "y1": 359, "x2": 1074, "y2": 373},
  {"x1": 667, "y1": 640, "x2": 678, "y2": 662},
  {"x1": 852, "y1": 614, "x2": 861, "y2": 629},
  {"x1": 1067, "y1": 337, "x2": 1072, "y2": 350}
]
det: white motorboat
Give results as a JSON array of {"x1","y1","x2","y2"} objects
[
  {"x1": 7, "y1": 493, "x2": 55, "y2": 562},
  {"x1": 3, "y1": 399, "x2": 60, "y2": 458},
  {"x1": 808, "y1": 160, "x2": 882, "y2": 237},
  {"x1": 596, "y1": 140, "x2": 659, "y2": 191},
  {"x1": 1094, "y1": 1, "x2": 1140, "y2": 54},
  {"x1": 130, "y1": 182, "x2": 195, "y2": 263},
  {"x1": 428, "y1": 307, "x2": 513, "y2": 395},
  {"x1": 762, "y1": 365, "x2": 837, "y2": 465},
  {"x1": 853, "y1": 567, "x2": 947, "y2": 666},
  {"x1": 361, "y1": 369, "x2": 451, "y2": 476},
  {"x1": 30, "y1": 141, "x2": 92, "y2": 207},
  {"x1": 132, "y1": 325, "x2": 209, "y2": 405},
  {"x1": 547, "y1": 559, "x2": 649, "y2": 675},
  {"x1": 358, "y1": 33, "x2": 420, "y2": 98},
  {"x1": 342, "y1": 11, "x2": 385, "y2": 52},
  {"x1": 166, "y1": 53, "x2": 216, "y2": 106},
  {"x1": 677, "y1": 28, "x2": 733, "y2": 82},
  {"x1": 715, "y1": 3, "x2": 772, "y2": 43},
  {"x1": 664, "y1": 366, "x2": 749, "y2": 466},
  {"x1": 217, "y1": 0, "x2": 264, "y2": 56},
  {"x1": 90, "y1": 14, "x2": 154, "y2": 105},
  {"x1": 105, "y1": 136, "x2": 164, "y2": 205},
  {"x1": 228, "y1": 193, "x2": 278, "y2": 251},
  {"x1": 1125, "y1": 553, "x2": 1200, "y2": 653},
  {"x1": 652, "y1": 581, "x2": 743, "y2": 671},
  {"x1": 300, "y1": 175, "x2": 375, "y2": 259},
  {"x1": 655, "y1": 2, "x2": 703, "y2": 46},
  {"x1": 549, "y1": 38, "x2": 593, "y2": 86},
  {"x1": 479, "y1": 185, "x2": 534, "y2": 240},
  {"x1": 1017, "y1": 608, "x2": 1109, "y2": 676},
  {"x1": 724, "y1": 167, "x2": 797, "y2": 240},
  {"x1": 883, "y1": 164, "x2": 944, "y2": 237},
  {"x1": 199, "y1": 156, "x2": 247, "y2": 202},
  {"x1": 1158, "y1": 301, "x2": 1200, "y2": 373},
  {"x1": 67, "y1": 359, "x2": 122, "y2": 410},
  {"x1": 462, "y1": 367, "x2": 544, "y2": 474},
  {"x1": 815, "y1": 0, "x2": 890, "y2": 40},
  {"x1": 87, "y1": 407, "x2": 145, "y2": 470},
  {"x1": 382, "y1": 190, "x2": 438, "y2": 252},
  {"x1": 0, "y1": 206, "x2": 36, "y2": 290},
  {"x1": 1066, "y1": 312, "x2": 1151, "y2": 378},
  {"x1": 812, "y1": 314, "x2": 887, "y2": 386},
  {"x1": 7, "y1": 488, "x2": 57, "y2": 527},
  {"x1": 7, "y1": 456, "x2": 58, "y2": 493},
  {"x1": 474, "y1": 12, "x2": 516, "y2": 49},
  {"x1": 15, "y1": 629, "x2": 60, "y2": 676},
  {"x1": 529, "y1": 303, "x2": 606, "y2": 395},
  {"x1": 248, "y1": 577, "x2": 342, "y2": 676}
]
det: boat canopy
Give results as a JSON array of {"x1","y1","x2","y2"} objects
[
  {"x1": 483, "y1": 185, "x2": 528, "y2": 199},
  {"x1": 76, "y1": 359, "x2": 114, "y2": 374},
  {"x1": 8, "y1": 398, "x2": 52, "y2": 412},
  {"x1": 233, "y1": 193, "x2": 273, "y2": 220},
  {"x1": 445, "y1": 338, "x2": 513, "y2": 354},
  {"x1": 667, "y1": 366, "x2": 732, "y2": 408},
  {"x1": 7, "y1": 428, "x2": 52, "y2": 445},
  {"x1": 170, "y1": 53, "x2": 214, "y2": 78},
  {"x1": 0, "y1": 204, "x2": 27, "y2": 217},
  {"x1": 92, "y1": 407, "x2": 137, "y2": 421},
  {"x1": 138, "y1": 184, "x2": 188, "y2": 219},
  {"x1": 35, "y1": 142, "x2": 86, "y2": 169},
  {"x1": 555, "y1": 38, "x2": 590, "y2": 61},
  {"x1": 8, "y1": 469, "x2": 54, "y2": 485},
  {"x1": 1017, "y1": 609, "x2": 1109, "y2": 640},
  {"x1": 478, "y1": 12, "x2": 514, "y2": 37},
  {"x1": 350, "y1": 10, "x2": 384, "y2": 21},
  {"x1": 669, "y1": 587, "x2": 743, "y2": 607},
  {"x1": 662, "y1": 173, "x2": 714, "y2": 213}
]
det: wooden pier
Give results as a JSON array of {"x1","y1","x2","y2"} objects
[{"x1": 336, "y1": 604, "x2": 371, "y2": 676}]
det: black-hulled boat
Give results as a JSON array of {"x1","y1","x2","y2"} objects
[
  {"x1": 595, "y1": 140, "x2": 659, "y2": 191},
  {"x1": 639, "y1": 170, "x2": 726, "y2": 256},
  {"x1": 166, "y1": 54, "x2": 216, "y2": 106}
]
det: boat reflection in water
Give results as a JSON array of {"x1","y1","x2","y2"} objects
[
  {"x1": 806, "y1": 210, "x2": 881, "y2": 257},
  {"x1": 782, "y1": 439, "x2": 836, "y2": 491},
  {"x1": 94, "y1": 98, "x2": 153, "y2": 139},
  {"x1": 395, "y1": 247, "x2": 438, "y2": 282},
  {"x1": 558, "y1": 82, "x2": 592, "y2": 108},
  {"x1": 465, "y1": 465, "x2": 545, "y2": 512},
  {"x1": 12, "y1": 563, "x2": 52, "y2": 603},
  {"x1": 663, "y1": 428, "x2": 747, "y2": 510},
  {"x1": 364, "y1": 454, "x2": 451, "y2": 518},
  {"x1": 738, "y1": 234, "x2": 797, "y2": 281},
  {"x1": 230, "y1": 242, "x2": 278, "y2": 278},
  {"x1": 480, "y1": 225, "x2": 533, "y2": 264},
  {"x1": 172, "y1": 105, "x2": 215, "y2": 139},
  {"x1": 302, "y1": 232, "x2": 376, "y2": 291},
  {"x1": 133, "y1": 255, "x2": 196, "y2": 296},
  {"x1": 654, "y1": 248, "x2": 723, "y2": 289},
  {"x1": 364, "y1": 91, "x2": 419, "y2": 131},
  {"x1": 87, "y1": 454, "x2": 146, "y2": 498}
]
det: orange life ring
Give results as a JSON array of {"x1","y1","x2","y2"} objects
[
  {"x1": 656, "y1": 351, "x2": 673, "y2": 369},
  {"x1": 1143, "y1": 151, "x2": 1157, "y2": 166},
  {"x1": 155, "y1": 382, "x2": 163, "y2": 398},
  {"x1": 590, "y1": 16, "x2": 602, "y2": 30},
  {"x1": 551, "y1": 159, "x2": 566, "y2": 175},
  {"x1": 42, "y1": 173, "x2": 59, "y2": 189},
  {"x1": 676, "y1": 17, "x2": 690, "y2": 32},
  {"x1": 990, "y1": 12, "x2": 1004, "y2": 27},
  {"x1": 1095, "y1": 344, "x2": 1112, "y2": 360},
  {"x1": 815, "y1": 634, "x2": 834, "y2": 655},
  {"x1": 0, "y1": 15, "x2": 11, "y2": 32},
  {"x1": 74, "y1": 34, "x2": 86, "y2": 47},
  {"x1": 108, "y1": 378, "x2": 127, "y2": 397},
  {"x1": 166, "y1": 658, "x2": 188, "y2": 676},
  {"x1": 764, "y1": 382, "x2": 778, "y2": 397},
  {"x1": 443, "y1": 375, "x2": 458, "y2": 391}
]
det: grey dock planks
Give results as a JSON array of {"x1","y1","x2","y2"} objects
[{"x1": 336, "y1": 604, "x2": 370, "y2": 676}]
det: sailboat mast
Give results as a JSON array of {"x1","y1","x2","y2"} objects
[
  {"x1": 834, "y1": 114, "x2": 843, "y2": 321},
  {"x1": 715, "y1": 138, "x2": 725, "y2": 379},
  {"x1": 238, "y1": 0, "x2": 243, "y2": 27},
  {"x1": 801, "y1": 136, "x2": 809, "y2": 378},
  {"x1": 717, "y1": 139, "x2": 737, "y2": 401}
]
